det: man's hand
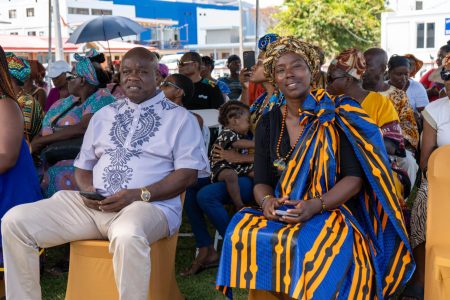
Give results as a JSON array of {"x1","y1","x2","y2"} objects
[
  {"x1": 211, "y1": 145, "x2": 241, "y2": 163},
  {"x1": 280, "y1": 199, "x2": 322, "y2": 224},
  {"x1": 98, "y1": 189, "x2": 141, "y2": 212},
  {"x1": 80, "y1": 186, "x2": 100, "y2": 210}
]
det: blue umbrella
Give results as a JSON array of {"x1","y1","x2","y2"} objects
[{"x1": 67, "y1": 15, "x2": 147, "y2": 44}]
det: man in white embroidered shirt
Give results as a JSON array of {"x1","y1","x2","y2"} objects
[{"x1": 1, "y1": 48, "x2": 209, "y2": 300}]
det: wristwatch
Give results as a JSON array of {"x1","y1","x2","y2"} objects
[{"x1": 140, "y1": 187, "x2": 151, "y2": 202}]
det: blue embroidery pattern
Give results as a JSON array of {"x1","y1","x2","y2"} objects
[
  {"x1": 157, "y1": 98, "x2": 178, "y2": 111},
  {"x1": 102, "y1": 105, "x2": 161, "y2": 194}
]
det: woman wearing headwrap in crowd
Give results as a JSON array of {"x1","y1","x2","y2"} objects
[
  {"x1": 420, "y1": 41, "x2": 450, "y2": 101},
  {"x1": 23, "y1": 60, "x2": 47, "y2": 109},
  {"x1": 403, "y1": 54, "x2": 429, "y2": 113},
  {"x1": 216, "y1": 36, "x2": 414, "y2": 300},
  {"x1": 239, "y1": 33, "x2": 284, "y2": 133},
  {"x1": 327, "y1": 49, "x2": 410, "y2": 203},
  {"x1": 178, "y1": 36, "x2": 282, "y2": 277},
  {"x1": 383, "y1": 55, "x2": 420, "y2": 188},
  {"x1": 402, "y1": 53, "x2": 450, "y2": 300},
  {"x1": 0, "y1": 45, "x2": 42, "y2": 271},
  {"x1": 6, "y1": 53, "x2": 43, "y2": 142},
  {"x1": 156, "y1": 63, "x2": 169, "y2": 86},
  {"x1": 31, "y1": 52, "x2": 115, "y2": 197}
]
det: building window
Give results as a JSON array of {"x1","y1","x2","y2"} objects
[
  {"x1": 417, "y1": 22, "x2": 435, "y2": 49},
  {"x1": 415, "y1": 1, "x2": 423, "y2": 10},
  {"x1": 426, "y1": 23, "x2": 435, "y2": 48},
  {"x1": 10, "y1": 32, "x2": 18, "y2": 35},
  {"x1": 68, "y1": 7, "x2": 90, "y2": 15},
  {"x1": 26, "y1": 8, "x2": 34, "y2": 17},
  {"x1": 91, "y1": 9, "x2": 112, "y2": 16},
  {"x1": 28, "y1": 31, "x2": 36, "y2": 36},
  {"x1": 9, "y1": 9, "x2": 16, "y2": 19},
  {"x1": 39, "y1": 31, "x2": 45, "y2": 36}
]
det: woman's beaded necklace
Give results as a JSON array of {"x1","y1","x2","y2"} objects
[{"x1": 273, "y1": 105, "x2": 304, "y2": 171}]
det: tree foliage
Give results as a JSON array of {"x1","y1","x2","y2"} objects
[{"x1": 272, "y1": 0, "x2": 385, "y2": 57}]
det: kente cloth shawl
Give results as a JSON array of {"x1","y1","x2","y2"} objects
[
  {"x1": 249, "y1": 91, "x2": 285, "y2": 131},
  {"x1": 74, "y1": 53, "x2": 100, "y2": 86},
  {"x1": 17, "y1": 93, "x2": 43, "y2": 141},
  {"x1": 6, "y1": 52, "x2": 31, "y2": 84},
  {"x1": 216, "y1": 89, "x2": 414, "y2": 299}
]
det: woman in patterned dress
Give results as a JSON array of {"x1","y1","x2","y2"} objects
[{"x1": 31, "y1": 53, "x2": 115, "y2": 197}]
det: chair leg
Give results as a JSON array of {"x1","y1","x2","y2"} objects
[{"x1": 213, "y1": 230, "x2": 222, "y2": 251}]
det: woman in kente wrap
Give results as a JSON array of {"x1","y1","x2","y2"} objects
[{"x1": 216, "y1": 37, "x2": 414, "y2": 299}]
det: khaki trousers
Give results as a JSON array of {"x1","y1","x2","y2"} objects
[{"x1": 1, "y1": 190, "x2": 169, "y2": 300}]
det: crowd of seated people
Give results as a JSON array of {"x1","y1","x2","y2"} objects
[{"x1": 1, "y1": 36, "x2": 450, "y2": 300}]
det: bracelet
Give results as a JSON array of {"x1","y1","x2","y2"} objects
[
  {"x1": 260, "y1": 194, "x2": 272, "y2": 208},
  {"x1": 318, "y1": 195, "x2": 326, "y2": 214}
]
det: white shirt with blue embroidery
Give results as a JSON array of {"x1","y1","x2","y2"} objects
[{"x1": 74, "y1": 91, "x2": 210, "y2": 235}]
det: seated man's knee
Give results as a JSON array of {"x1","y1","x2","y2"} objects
[
  {"x1": 110, "y1": 230, "x2": 148, "y2": 251},
  {"x1": 2, "y1": 204, "x2": 29, "y2": 237}
]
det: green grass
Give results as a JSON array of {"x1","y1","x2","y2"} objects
[{"x1": 40, "y1": 214, "x2": 248, "y2": 300}]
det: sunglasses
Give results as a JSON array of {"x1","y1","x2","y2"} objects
[
  {"x1": 66, "y1": 73, "x2": 80, "y2": 81},
  {"x1": 161, "y1": 81, "x2": 185, "y2": 96},
  {"x1": 177, "y1": 60, "x2": 195, "y2": 67}
]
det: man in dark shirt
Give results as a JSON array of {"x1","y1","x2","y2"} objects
[
  {"x1": 178, "y1": 52, "x2": 224, "y2": 110},
  {"x1": 218, "y1": 55, "x2": 243, "y2": 101}
]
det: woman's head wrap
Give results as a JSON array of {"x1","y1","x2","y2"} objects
[
  {"x1": 404, "y1": 54, "x2": 423, "y2": 77},
  {"x1": 388, "y1": 55, "x2": 410, "y2": 71},
  {"x1": 74, "y1": 53, "x2": 100, "y2": 86},
  {"x1": 258, "y1": 33, "x2": 279, "y2": 52},
  {"x1": 85, "y1": 48, "x2": 100, "y2": 58},
  {"x1": 263, "y1": 36, "x2": 320, "y2": 84},
  {"x1": 158, "y1": 63, "x2": 169, "y2": 78},
  {"x1": 330, "y1": 48, "x2": 366, "y2": 80},
  {"x1": 6, "y1": 52, "x2": 31, "y2": 84}
]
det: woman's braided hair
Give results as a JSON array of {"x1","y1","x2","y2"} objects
[
  {"x1": 218, "y1": 100, "x2": 249, "y2": 127},
  {"x1": 0, "y1": 46, "x2": 16, "y2": 101}
]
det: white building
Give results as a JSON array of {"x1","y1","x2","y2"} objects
[
  {"x1": 0, "y1": 0, "x2": 176, "y2": 40},
  {"x1": 381, "y1": 0, "x2": 450, "y2": 76}
]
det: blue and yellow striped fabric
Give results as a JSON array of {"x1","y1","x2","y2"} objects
[{"x1": 216, "y1": 89, "x2": 414, "y2": 299}]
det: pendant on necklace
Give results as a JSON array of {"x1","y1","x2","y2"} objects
[{"x1": 273, "y1": 158, "x2": 287, "y2": 171}]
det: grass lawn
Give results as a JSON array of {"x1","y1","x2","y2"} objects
[{"x1": 40, "y1": 216, "x2": 249, "y2": 300}]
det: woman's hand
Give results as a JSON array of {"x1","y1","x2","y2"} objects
[
  {"x1": 212, "y1": 145, "x2": 241, "y2": 163},
  {"x1": 262, "y1": 196, "x2": 287, "y2": 221},
  {"x1": 30, "y1": 136, "x2": 46, "y2": 154},
  {"x1": 239, "y1": 68, "x2": 251, "y2": 90},
  {"x1": 281, "y1": 198, "x2": 322, "y2": 224}
]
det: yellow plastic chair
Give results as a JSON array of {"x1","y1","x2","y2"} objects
[
  {"x1": 425, "y1": 145, "x2": 450, "y2": 300},
  {"x1": 0, "y1": 278, "x2": 4, "y2": 298},
  {"x1": 65, "y1": 194, "x2": 185, "y2": 300}
]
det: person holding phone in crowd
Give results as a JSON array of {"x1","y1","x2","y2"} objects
[{"x1": 2, "y1": 47, "x2": 209, "y2": 300}]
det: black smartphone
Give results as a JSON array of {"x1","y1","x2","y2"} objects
[
  {"x1": 243, "y1": 50, "x2": 256, "y2": 69},
  {"x1": 79, "y1": 191, "x2": 105, "y2": 201}
]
